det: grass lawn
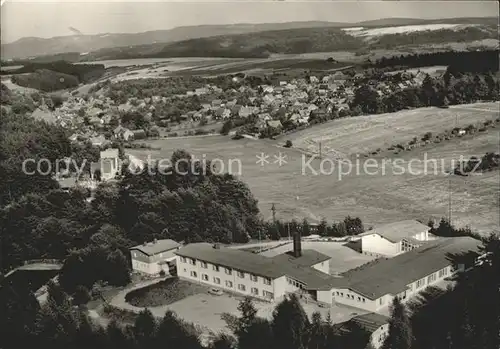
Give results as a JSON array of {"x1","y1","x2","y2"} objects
[
  {"x1": 126, "y1": 102, "x2": 499, "y2": 235},
  {"x1": 125, "y1": 277, "x2": 209, "y2": 307}
]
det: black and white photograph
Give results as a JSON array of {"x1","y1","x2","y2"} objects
[{"x1": 1, "y1": 1, "x2": 499, "y2": 348}]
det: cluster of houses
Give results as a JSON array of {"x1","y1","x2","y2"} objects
[{"x1": 30, "y1": 68, "x2": 431, "y2": 145}]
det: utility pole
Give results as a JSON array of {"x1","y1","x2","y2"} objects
[
  {"x1": 288, "y1": 222, "x2": 291, "y2": 241},
  {"x1": 448, "y1": 174, "x2": 452, "y2": 225},
  {"x1": 271, "y1": 203, "x2": 276, "y2": 224},
  {"x1": 319, "y1": 141, "x2": 322, "y2": 159}
]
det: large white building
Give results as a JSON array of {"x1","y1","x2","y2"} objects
[
  {"x1": 175, "y1": 234, "x2": 480, "y2": 311},
  {"x1": 175, "y1": 234, "x2": 331, "y2": 302},
  {"x1": 354, "y1": 220, "x2": 436, "y2": 257},
  {"x1": 130, "y1": 239, "x2": 181, "y2": 275}
]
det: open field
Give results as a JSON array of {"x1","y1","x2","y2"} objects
[
  {"x1": 259, "y1": 241, "x2": 376, "y2": 274},
  {"x1": 107, "y1": 56, "x2": 353, "y2": 81},
  {"x1": 127, "y1": 102, "x2": 499, "y2": 234},
  {"x1": 285, "y1": 102, "x2": 500, "y2": 158},
  {"x1": 345, "y1": 24, "x2": 467, "y2": 38}
]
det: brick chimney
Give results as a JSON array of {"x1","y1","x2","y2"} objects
[{"x1": 293, "y1": 231, "x2": 302, "y2": 258}]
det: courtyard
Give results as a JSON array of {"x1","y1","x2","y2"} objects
[{"x1": 112, "y1": 276, "x2": 367, "y2": 336}]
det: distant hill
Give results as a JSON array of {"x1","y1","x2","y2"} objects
[
  {"x1": 2, "y1": 17, "x2": 497, "y2": 60},
  {"x1": 78, "y1": 23, "x2": 498, "y2": 61}
]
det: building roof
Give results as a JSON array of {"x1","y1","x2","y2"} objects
[
  {"x1": 175, "y1": 243, "x2": 336, "y2": 290},
  {"x1": 176, "y1": 243, "x2": 286, "y2": 278},
  {"x1": 271, "y1": 250, "x2": 330, "y2": 267},
  {"x1": 360, "y1": 220, "x2": 430, "y2": 243},
  {"x1": 130, "y1": 239, "x2": 181, "y2": 256},
  {"x1": 337, "y1": 237, "x2": 481, "y2": 299},
  {"x1": 342, "y1": 312, "x2": 389, "y2": 333},
  {"x1": 176, "y1": 243, "x2": 339, "y2": 289}
]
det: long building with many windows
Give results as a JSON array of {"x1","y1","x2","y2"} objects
[{"x1": 174, "y1": 234, "x2": 480, "y2": 311}]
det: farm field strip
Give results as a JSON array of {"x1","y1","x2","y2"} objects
[{"x1": 286, "y1": 102, "x2": 500, "y2": 158}]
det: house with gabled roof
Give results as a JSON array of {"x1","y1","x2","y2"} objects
[
  {"x1": 354, "y1": 220, "x2": 436, "y2": 257},
  {"x1": 130, "y1": 239, "x2": 181, "y2": 275}
]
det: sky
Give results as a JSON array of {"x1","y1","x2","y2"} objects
[{"x1": 1, "y1": 1, "x2": 498, "y2": 43}]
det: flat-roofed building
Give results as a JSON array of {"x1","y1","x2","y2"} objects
[{"x1": 355, "y1": 220, "x2": 436, "y2": 257}]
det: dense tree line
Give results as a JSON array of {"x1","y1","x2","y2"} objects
[
  {"x1": 382, "y1": 234, "x2": 500, "y2": 349},
  {"x1": 265, "y1": 216, "x2": 364, "y2": 240},
  {"x1": 454, "y1": 152, "x2": 500, "y2": 175},
  {"x1": 0, "y1": 108, "x2": 100, "y2": 207},
  {"x1": 0, "y1": 110, "x2": 69, "y2": 206},
  {"x1": 0, "y1": 148, "x2": 264, "y2": 291},
  {"x1": 371, "y1": 50, "x2": 499, "y2": 73},
  {"x1": 105, "y1": 77, "x2": 207, "y2": 103},
  {"x1": 350, "y1": 70, "x2": 499, "y2": 114},
  {"x1": 6, "y1": 61, "x2": 106, "y2": 83}
]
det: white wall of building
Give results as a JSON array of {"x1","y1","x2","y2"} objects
[
  {"x1": 412, "y1": 229, "x2": 431, "y2": 241},
  {"x1": 312, "y1": 260, "x2": 330, "y2": 274},
  {"x1": 317, "y1": 290, "x2": 331, "y2": 304},
  {"x1": 130, "y1": 249, "x2": 176, "y2": 276},
  {"x1": 175, "y1": 255, "x2": 280, "y2": 301},
  {"x1": 332, "y1": 288, "x2": 378, "y2": 312},
  {"x1": 361, "y1": 234, "x2": 400, "y2": 257},
  {"x1": 370, "y1": 324, "x2": 389, "y2": 349},
  {"x1": 373, "y1": 264, "x2": 454, "y2": 311},
  {"x1": 327, "y1": 264, "x2": 454, "y2": 312},
  {"x1": 131, "y1": 259, "x2": 159, "y2": 275}
]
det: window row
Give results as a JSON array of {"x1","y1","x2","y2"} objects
[
  {"x1": 196, "y1": 273, "x2": 273, "y2": 298},
  {"x1": 287, "y1": 278, "x2": 304, "y2": 289},
  {"x1": 438, "y1": 267, "x2": 449, "y2": 278},
  {"x1": 180, "y1": 257, "x2": 271, "y2": 284},
  {"x1": 335, "y1": 291, "x2": 366, "y2": 303}
]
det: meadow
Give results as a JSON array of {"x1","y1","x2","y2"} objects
[
  {"x1": 127, "y1": 102, "x2": 499, "y2": 235},
  {"x1": 286, "y1": 102, "x2": 499, "y2": 158}
]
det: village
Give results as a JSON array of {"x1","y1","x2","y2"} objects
[{"x1": 29, "y1": 67, "x2": 433, "y2": 147}]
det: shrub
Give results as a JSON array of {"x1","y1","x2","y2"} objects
[
  {"x1": 194, "y1": 129, "x2": 208, "y2": 135},
  {"x1": 220, "y1": 120, "x2": 234, "y2": 135},
  {"x1": 167, "y1": 132, "x2": 178, "y2": 137},
  {"x1": 73, "y1": 285, "x2": 91, "y2": 305},
  {"x1": 159, "y1": 270, "x2": 166, "y2": 277},
  {"x1": 284, "y1": 140, "x2": 293, "y2": 148},
  {"x1": 422, "y1": 132, "x2": 433, "y2": 141},
  {"x1": 232, "y1": 132, "x2": 244, "y2": 140}
]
